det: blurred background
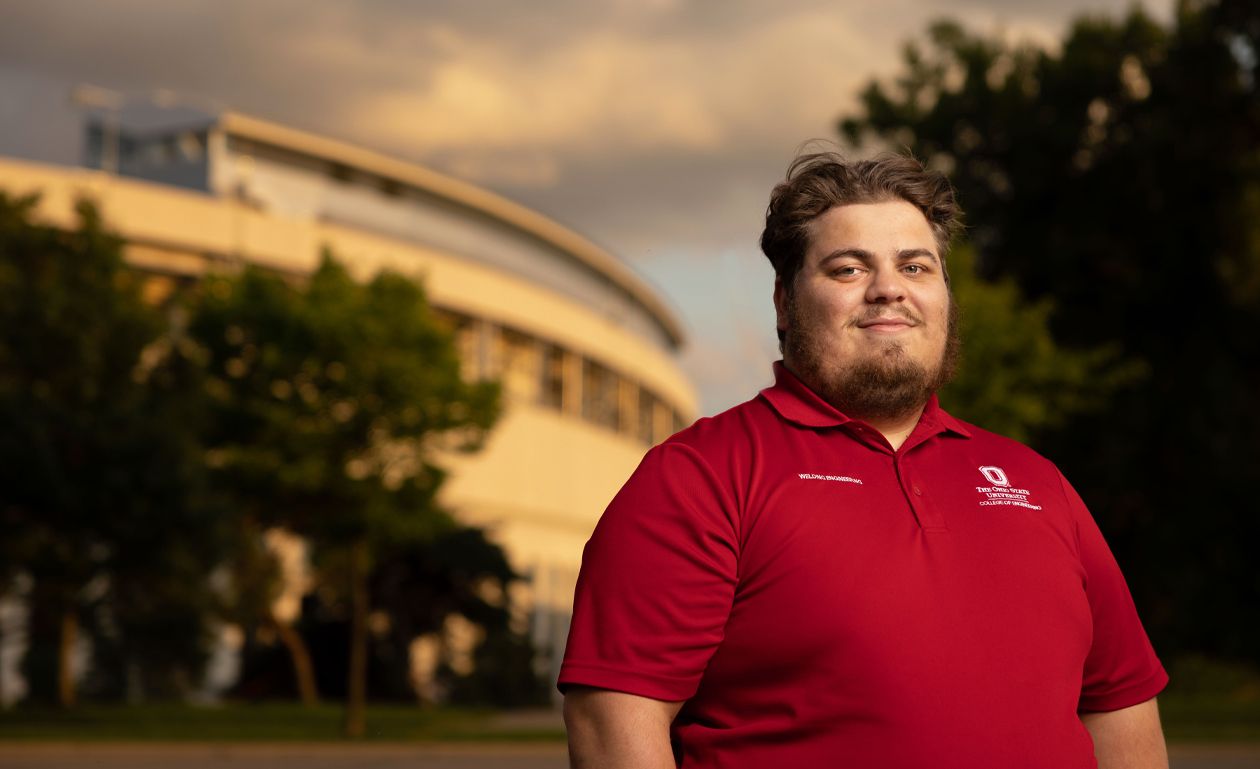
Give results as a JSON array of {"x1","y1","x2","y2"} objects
[{"x1": 1, "y1": 0, "x2": 1257, "y2": 764}]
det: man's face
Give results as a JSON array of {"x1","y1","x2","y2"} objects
[{"x1": 774, "y1": 199, "x2": 957, "y2": 421}]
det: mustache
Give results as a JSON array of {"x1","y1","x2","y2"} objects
[{"x1": 852, "y1": 307, "x2": 921, "y2": 326}]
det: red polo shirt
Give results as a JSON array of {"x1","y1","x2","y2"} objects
[{"x1": 559, "y1": 363, "x2": 1167, "y2": 768}]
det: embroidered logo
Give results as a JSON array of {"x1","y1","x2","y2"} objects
[
  {"x1": 979, "y1": 465, "x2": 1010, "y2": 486},
  {"x1": 975, "y1": 466, "x2": 1041, "y2": 510},
  {"x1": 798, "y1": 473, "x2": 863, "y2": 485}
]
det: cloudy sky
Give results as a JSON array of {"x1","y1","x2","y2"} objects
[{"x1": 0, "y1": 0, "x2": 1167, "y2": 414}]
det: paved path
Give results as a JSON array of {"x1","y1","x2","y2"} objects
[{"x1": 0, "y1": 742, "x2": 1256, "y2": 768}]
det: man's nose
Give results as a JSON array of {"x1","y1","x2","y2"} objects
[{"x1": 865, "y1": 267, "x2": 906, "y2": 304}]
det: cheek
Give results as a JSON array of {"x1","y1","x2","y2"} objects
[
  {"x1": 915, "y1": 295, "x2": 952, "y2": 345},
  {"x1": 924, "y1": 291, "x2": 951, "y2": 323},
  {"x1": 791, "y1": 289, "x2": 838, "y2": 327},
  {"x1": 814, "y1": 290, "x2": 862, "y2": 322}
]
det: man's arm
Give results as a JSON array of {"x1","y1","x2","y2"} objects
[
  {"x1": 564, "y1": 686, "x2": 685, "y2": 769},
  {"x1": 1080, "y1": 697, "x2": 1168, "y2": 769}
]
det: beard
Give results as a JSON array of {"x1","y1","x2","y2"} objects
[{"x1": 784, "y1": 296, "x2": 960, "y2": 423}]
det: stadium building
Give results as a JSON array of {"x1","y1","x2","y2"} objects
[{"x1": 0, "y1": 101, "x2": 696, "y2": 691}]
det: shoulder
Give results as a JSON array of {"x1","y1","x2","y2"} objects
[
  {"x1": 945, "y1": 412, "x2": 1069, "y2": 483},
  {"x1": 943, "y1": 412, "x2": 1082, "y2": 513},
  {"x1": 964, "y1": 420, "x2": 1045, "y2": 455},
  {"x1": 624, "y1": 394, "x2": 784, "y2": 509},
  {"x1": 661, "y1": 393, "x2": 781, "y2": 461},
  {"x1": 949, "y1": 413, "x2": 1056, "y2": 463}
]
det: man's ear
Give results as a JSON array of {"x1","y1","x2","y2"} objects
[{"x1": 773, "y1": 276, "x2": 790, "y2": 336}]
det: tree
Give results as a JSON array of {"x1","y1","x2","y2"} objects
[
  {"x1": 216, "y1": 518, "x2": 318, "y2": 704},
  {"x1": 371, "y1": 526, "x2": 548, "y2": 707},
  {"x1": 0, "y1": 192, "x2": 221, "y2": 706},
  {"x1": 188, "y1": 253, "x2": 500, "y2": 736},
  {"x1": 841, "y1": 0, "x2": 1260, "y2": 662},
  {"x1": 939, "y1": 244, "x2": 1143, "y2": 443}
]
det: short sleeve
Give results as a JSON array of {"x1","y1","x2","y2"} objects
[
  {"x1": 1059, "y1": 472, "x2": 1169, "y2": 711},
  {"x1": 558, "y1": 441, "x2": 739, "y2": 701}
]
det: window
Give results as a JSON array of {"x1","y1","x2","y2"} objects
[
  {"x1": 417, "y1": 316, "x2": 678, "y2": 444},
  {"x1": 498, "y1": 327, "x2": 539, "y2": 402},
  {"x1": 637, "y1": 388, "x2": 658, "y2": 445},
  {"x1": 379, "y1": 177, "x2": 403, "y2": 197},
  {"x1": 581, "y1": 359, "x2": 619, "y2": 431},
  {"x1": 328, "y1": 162, "x2": 354, "y2": 184},
  {"x1": 177, "y1": 131, "x2": 205, "y2": 162},
  {"x1": 540, "y1": 344, "x2": 565, "y2": 410},
  {"x1": 617, "y1": 379, "x2": 638, "y2": 438},
  {"x1": 118, "y1": 136, "x2": 139, "y2": 162}
]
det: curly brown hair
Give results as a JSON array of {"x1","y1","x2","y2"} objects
[{"x1": 760, "y1": 151, "x2": 962, "y2": 292}]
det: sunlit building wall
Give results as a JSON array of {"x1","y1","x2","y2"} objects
[{"x1": 0, "y1": 104, "x2": 696, "y2": 691}]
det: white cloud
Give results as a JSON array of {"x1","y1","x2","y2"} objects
[
  {"x1": 345, "y1": 31, "x2": 728, "y2": 160},
  {"x1": 333, "y1": 7, "x2": 888, "y2": 186}
]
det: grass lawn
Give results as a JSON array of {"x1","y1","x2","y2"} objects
[
  {"x1": 1159, "y1": 655, "x2": 1260, "y2": 741},
  {"x1": 0, "y1": 702, "x2": 565, "y2": 742},
  {"x1": 1159, "y1": 691, "x2": 1260, "y2": 742},
  {"x1": 0, "y1": 692, "x2": 1256, "y2": 743}
]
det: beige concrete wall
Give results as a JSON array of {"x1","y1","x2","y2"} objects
[
  {"x1": 439, "y1": 403, "x2": 648, "y2": 568},
  {"x1": 320, "y1": 223, "x2": 695, "y2": 415},
  {"x1": 0, "y1": 159, "x2": 320, "y2": 273}
]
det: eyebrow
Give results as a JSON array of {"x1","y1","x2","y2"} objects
[{"x1": 819, "y1": 247, "x2": 940, "y2": 265}]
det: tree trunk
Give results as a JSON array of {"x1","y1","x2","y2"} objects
[
  {"x1": 343, "y1": 539, "x2": 369, "y2": 738},
  {"x1": 58, "y1": 607, "x2": 78, "y2": 709},
  {"x1": 271, "y1": 613, "x2": 320, "y2": 706}
]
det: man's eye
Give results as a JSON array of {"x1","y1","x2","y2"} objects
[
  {"x1": 834, "y1": 266, "x2": 861, "y2": 277},
  {"x1": 903, "y1": 264, "x2": 925, "y2": 274}
]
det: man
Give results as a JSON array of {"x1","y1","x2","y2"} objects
[{"x1": 559, "y1": 153, "x2": 1168, "y2": 768}]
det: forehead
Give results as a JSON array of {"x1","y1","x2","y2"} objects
[{"x1": 805, "y1": 200, "x2": 937, "y2": 260}]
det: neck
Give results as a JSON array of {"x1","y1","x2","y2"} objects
[{"x1": 856, "y1": 407, "x2": 925, "y2": 451}]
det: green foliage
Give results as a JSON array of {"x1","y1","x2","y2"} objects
[
  {"x1": 840, "y1": 0, "x2": 1260, "y2": 663},
  {"x1": 940, "y1": 244, "x2": 1144, "y2": 443},
  {"x1": 188, "y1": 250, "x2": 520, "y2": 712},
  {"x1": 445, "y1": 626, "x2": 550, "y2": 707},
  {"x1": 371, "y1": 527, "x2": 549, "y2": 706},
  {"x1": 0, "y1": 191, "x2": 223, "y2": 701},
  {"x1": 1, "y1": 193, "x2": 529, "y2": 710},
  {"x1": 216, "y1": 521, "x2": 285, "y2": 635},
  {"x1": 0, "y1": 702, "x2": 566, "y2": 742},
  {"x1": 841, "y1": 1, "x2": 1259, "y2": 335},
  {"x1": 190, "y1": 252, "x2": 499, "y2": 545},
  {"x1": 0, "y1": 193, "x2": 157, "y2": 594}
]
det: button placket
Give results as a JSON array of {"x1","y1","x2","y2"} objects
[{"x1": 895, "y1": 455, "x2": 947, "y2": 531}]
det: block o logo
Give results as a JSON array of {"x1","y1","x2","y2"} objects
[{"x1": 979, "y1": 466, "x2": 1010, "y2": 487}]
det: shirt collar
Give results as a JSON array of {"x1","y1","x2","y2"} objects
[{"x1": 758, "y1": 361, "x2": 972, "y2": 439}]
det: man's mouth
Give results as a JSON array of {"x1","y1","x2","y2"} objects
[{"x1": 856, "y1": 316, "x2": 917, "y2": 330}]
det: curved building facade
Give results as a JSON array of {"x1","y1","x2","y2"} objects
[{"x1": 0, "y1": 105, "x2": 695, "y2": 688}]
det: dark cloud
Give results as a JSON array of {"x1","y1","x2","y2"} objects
[
  {"x1": 0, "y1": 68, "x2": 80, "y2": 165},
  {"x1": 1, "y1": 2, "x2": 267, "y2": 89},
  {"x1": 0, "y1": 1, "x2": 451, "y2": 134},
  {"x1": 487, "y1": 146, "x2": 778, "y2": 254},
  {"x1": 955, "y1": 0, "x2": 1169, "y2": 24}
]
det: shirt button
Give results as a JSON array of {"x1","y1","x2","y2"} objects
[{"x1": 913, "y1": 486, "x2": 923, "y2": 496}]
